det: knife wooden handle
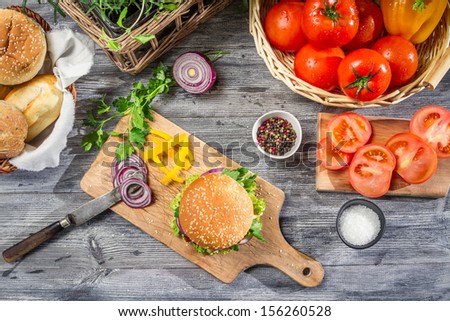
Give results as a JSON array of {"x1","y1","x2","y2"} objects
[{"x1": 2, "y1": 220, "x2": 67, "y2": 263}]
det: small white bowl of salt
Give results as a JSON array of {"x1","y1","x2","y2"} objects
[{"x1": 336, "y1": 199, "x2": 385, "y2": 249}]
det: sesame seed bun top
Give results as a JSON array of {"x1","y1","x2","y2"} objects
[
  {"x1": 0, "y1": 9, "x2": 47, "y2": 86},
  {"x1": 179, "y1": 173, "x2": 254, "y2": 251}
]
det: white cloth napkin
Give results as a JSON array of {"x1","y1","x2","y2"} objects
[{"x1": 10, "y1": 29, "x2": 95, "y2": 171}]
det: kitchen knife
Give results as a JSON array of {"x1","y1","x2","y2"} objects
[{"x1": 2, "y1": 187, "x2": 122, "y2": 263}]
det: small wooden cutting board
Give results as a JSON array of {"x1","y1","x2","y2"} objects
[
  {"x1": 316, "y1": 113, "x2": 450, "y2": 198},
  {"x1": 81, "y1": 112, "x2": 324, "y2": 287}
]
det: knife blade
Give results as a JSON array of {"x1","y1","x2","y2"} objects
[{"x1": 2, "y1": 187, "x2": 122, "y2": 263}]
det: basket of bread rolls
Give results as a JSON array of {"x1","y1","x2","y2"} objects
[{"x1": 0, "y1": 6, "x2": 76, "y2": 174}]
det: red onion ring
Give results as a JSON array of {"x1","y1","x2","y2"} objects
[
  {"x1": 113, "y1": 166, "x2": 146, "y2": 188},
  {"x1": 239, "y1": 235, "x2": 253, "y2": 245},
  {"x1": 112, "y1": 155, "x2": 152, "y2": 209},
  {"x1": 112, "y1": 154, "x2": 147, "y2": 178},
  {"x1": 173, "y1": 51, "x2": 216, "y2": 94},
  {"x1": 201, "y1": 168, "x2": 224, "y2": 176},
  {"x1": 176, "y1": 217, "x2": 186, "y2": 236},
  {"x1": 119, "y1": 178, "x2": 152, "y2": 208}
]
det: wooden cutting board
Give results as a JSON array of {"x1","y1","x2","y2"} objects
[
  {"x1": 316, "y1": 113, "x2": 450, "y2": 198},
  {"x1": 80, "y1": 112, "x2": 324, "y2": 288}
]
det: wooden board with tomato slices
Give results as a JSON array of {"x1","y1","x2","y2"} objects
[
  {"x1": 316, "y1": 112, "x2": 450, "y2": 198},
  {"x1": 80, "y1": 112, "x2": 324, "y2": 288}
]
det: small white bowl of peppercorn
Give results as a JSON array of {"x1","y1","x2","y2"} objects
[{"x1": 252, "y1": 110, "x2": 302, "y2": 160}]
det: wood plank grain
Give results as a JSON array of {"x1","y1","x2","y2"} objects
[{"x1": 316, "y1": 113, "x2": 450, "y2": 198}]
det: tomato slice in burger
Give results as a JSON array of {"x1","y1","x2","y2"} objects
[
  {"x1": 317, "y1": 138, "x2": 353, "y2": 170},
  {"x1": 327, "y1": 112, "x2": 372, "y2": 153},
  {"x1": 409, "y1": 105, "x2": 450, "y2": 159},
  {"x1": 386, "y1": 133, "x2": 438, "y2": 184},
  {"x1": 348, "y1": 144, "x2": 396, "y2": 198}
]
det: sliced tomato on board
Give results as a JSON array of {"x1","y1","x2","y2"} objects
[
  {"x1": 327, "y1": 112, "x2": 372, "y2": 154},
  {"x1": 409, "y1": 105, "x2": 450, "y2": 159},
  {"x1": 386, "y1": 133, "x2": 438, "y2": 184},
  {"x1": 317, "y1": 138, "x2": 353, "y2": 170},
  {"x1": 348, "y1": 144, "x2": 396, "y2": 198}
]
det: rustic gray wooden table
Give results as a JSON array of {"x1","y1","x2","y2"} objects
[{"x1": 1, "y1": 0, "x2": 449, "y2": 301}]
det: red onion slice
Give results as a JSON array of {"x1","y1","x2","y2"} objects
[
  {"x1": 173, "y1": 51, "x2": 216, "y2": 94},
  {"x1": 119, "y1": 178, "x2": 152, "y2": 208},
  {"x1": 201, "y1": 168, "x2": 224, "y2": 176},
  {"x1": 239, "y1": 235, "x2": 253, "y2": 245},
  {"x1": 113, "y1": 166, "x2": 146, "y2": 188},
  {"x1": 112, "y1": 154, "x2": 147, "y2": 178},
  {"x1": 112, "y1": 155, "x2": 152, "y2": 209}
]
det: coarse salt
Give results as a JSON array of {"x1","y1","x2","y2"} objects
[{"x1": 339, "y1": 205, "x2": 381, "y2": 246}]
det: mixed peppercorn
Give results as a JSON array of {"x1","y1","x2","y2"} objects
[{"x1": 256, "y1": 117, "x2": 297, "y2": 156}]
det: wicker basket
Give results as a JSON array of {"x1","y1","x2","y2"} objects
[
  {"x1": 59, "y1": 0, "x2": 233, "y2": 74},
  {"x1": 250, "y1": 0, "x2": 450, "y2": 108},
  {"x1": 0, "y1": 6, "x2": 77, "y2": 174}
]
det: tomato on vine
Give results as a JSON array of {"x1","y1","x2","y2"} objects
[
  {"x1": 302, "y1": 0, "x2": 359, "y2": 48},
  {"x1": 337, "y1": 48, "x2": 391, "y2": 101}
]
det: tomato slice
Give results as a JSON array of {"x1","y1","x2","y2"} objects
[
  {"x1": 327, "y1": 112, "x2": 372, "y2": 153},
  {"x1": 317, "y1": 138, "x2": 353, "y2": 170},
  {"x1": 409, "y1": 105, "x2": 450, "y2": 159},
  {"x1": 348, "y1": 144, "x2": 396, "y2": 198},
  {"x1": 386, "y1": 133, "x2": 438, "y2": 184}
]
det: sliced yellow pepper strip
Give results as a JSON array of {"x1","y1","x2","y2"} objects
[
  {"x1": 150, "y1": 129, "x2": 173, "y2": 141},
  {"x1": 142, "y1": 129, "x2": 193, "y2": 185},
  {"x1": 160, "y1": 165, "x2": 183, "y2": 185}
]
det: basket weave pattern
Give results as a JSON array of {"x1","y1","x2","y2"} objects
[
  {"x1": 59, "y1": 0, "x2": 232, "y2": 74},
  {"x1": 1, "y1": 6, "x2": 77, "y2": 174},
  {"x1": 250, "y1": 0, "x2": 450, "y2": 108}
]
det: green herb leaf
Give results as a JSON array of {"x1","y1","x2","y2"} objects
[
  {"x1": 412, "y1": 0, "x2": 426, "y2": 11},
  {"x1": 129, "y1": 127, "x2": 148, "y2": 149},
  {"x1": 117, "y1": 7, "x2": 128, "y2": 28},
  {"x1": 107, "y1": 39, "x2": 122, "y2": 51},
  {"x1": 82, "y1": 63, "x2": 176, "y2": 162},
  {"x1": 116, "y1": 141, "x2": 135, "y2": 161},
  {"x1": 250, "y1": 219, "x2": 264, "y2": 241},
  {"x1": 132, "y1": 34, "x2": 155, "y2": 44},
  {"x1": 83, "y1": 111, "x2": 100, "y2": 127}
]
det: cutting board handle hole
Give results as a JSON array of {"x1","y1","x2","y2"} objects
[{"x1": 302, "y1": 267, "x2": 311, "y2": 277}]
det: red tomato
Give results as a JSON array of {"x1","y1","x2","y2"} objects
[
  {"x1": 294, "y1": 43, "x2": 345, "y2": 91},
  {"x1": 302, "y1": 0, "x2": 359, "y2": 48},
  {"x1": 348, "y1": 144, "x2": 396, "y2": 198},
  {"x1": 372, "y1": 35, "x2": 419, "y2": 88},
  {"x1": 264, "y1": 2, "x2": 307, "y2": 52},
  {"x1": 386, "y1": 133, "x2": 437, "y2": 184},
  {"x1": 342, "y1": 0, "x2": 384, "y2": 51},
  {"x1": 338, "y1": 48, "x2": 391, "y2": 101},
  {"x1": 409, "y1": 105, "x2": 450, "y2": 159},
  {"x1": 317, "y1": 138, "x2": 353, "y2": 170},
  {"x1": 327, "y1": 112, "x2": 372, "y2": 153}
]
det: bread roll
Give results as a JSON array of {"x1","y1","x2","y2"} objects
[
  {"x1": 0, "y1": 9, "x2": 47, "y2": 85},
  {"x1": 0, "y1": 84, "x2": 12, "y2": 99},
  {"x1": 0, "y1": 100, "x2": 28, "y2": 159},
  {"x1": 5, "y1": 74, "x2": 63, "y2": 142}
]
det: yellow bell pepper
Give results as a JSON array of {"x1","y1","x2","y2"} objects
[
  {"x1": 380, "y1": 0, "x2": 447, "y2": 44},
  {"x1": 142, "y1": 129, "x2": 194, "y2": 185}
]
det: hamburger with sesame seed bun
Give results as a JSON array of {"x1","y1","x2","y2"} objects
[
  {"x1": 0, "y1": 9, "x2": 47, "y2": 86},
  {"x1": 170, "y1": 167, "x2": 266, "y2": 254}
]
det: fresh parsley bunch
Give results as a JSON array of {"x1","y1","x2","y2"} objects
[{"x1": 82, "y1": 62, "x2": 176, "y2": 160}]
